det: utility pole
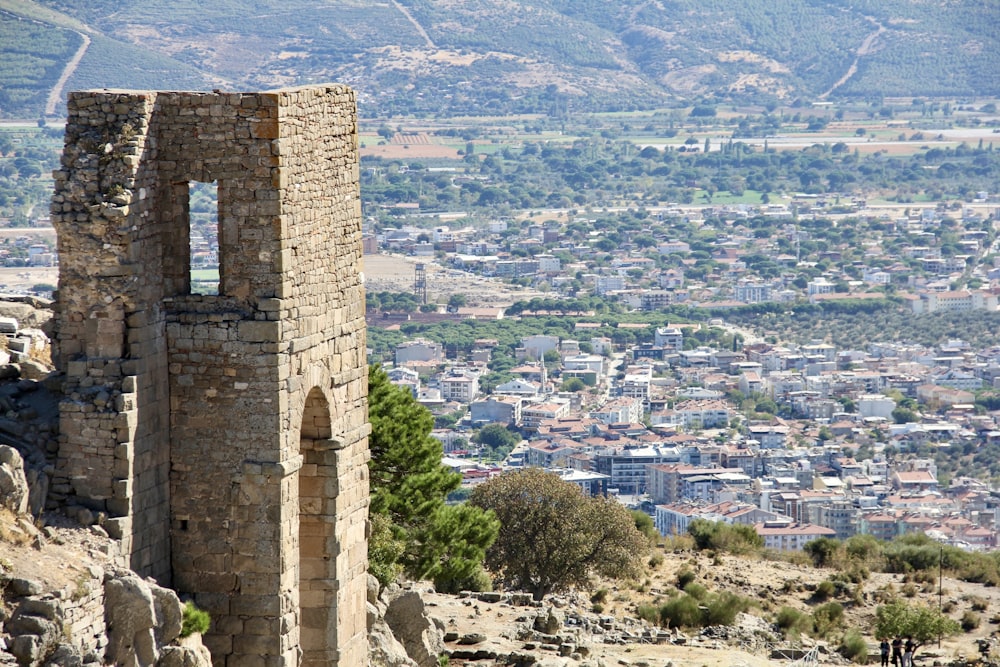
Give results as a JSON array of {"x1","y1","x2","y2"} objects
[{"x1": 939, "y1": 544, "x2": 943, "y2": 648}]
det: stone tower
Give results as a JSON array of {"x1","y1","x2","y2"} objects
[{"x1": 51, "y1": 86, "x2": 369, "y2": 666}]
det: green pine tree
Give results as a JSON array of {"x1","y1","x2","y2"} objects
[{"x1": 368, "y1": 365, "x2": 498, "y2": 591}]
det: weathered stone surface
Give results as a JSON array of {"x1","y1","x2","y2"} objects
[
  {"x1": 25, "y1": 467, "x2": 48, "y2": 518},
  {"x1": 0, "y1": 445, "x2": 29, "y2": 514},
  {"x1": 10, "y1": 578, "x2": 43, "y2": 597},
  {"x1": 384, "y1": 590, "x2": 446, "y2": 667},
  {"x1": 105, "y1": 572, "x2": 159, "y2": 666},
  {"x1": 369, "y1": 617, "x2": 419, "y2": 667},
  {"x1": 157, "y1": 636, "x2": 212, "y2": 667},
  {"x1": 534, "y1": 609, "x2": 563, "y2": 634},
  {"x1": 41, "y1": 643, "x2": 84, "y2": 666},
  {"x1": 150, "y1": 583, "x2": 183, "y2": 646},
  {"x1": 18, "y1": 360, "x2": 50, "y2": 382},
  {"x1": 51, "y1": 86, "x2": 368, "y2": 667}
]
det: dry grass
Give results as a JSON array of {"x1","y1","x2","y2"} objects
[{"x1": 0, "y1": 508, "x2": 34, "y2": 546}]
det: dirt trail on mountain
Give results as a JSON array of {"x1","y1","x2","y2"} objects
[
  {"x1": 821, "y1": 20, "x2": 886, "y2": 99},
  {"x1": 46, "y1": 30, "x2": 90, "y2": 116},
  {"x1": 391, "y1": 0, "x2": 436, "y2": 49}
]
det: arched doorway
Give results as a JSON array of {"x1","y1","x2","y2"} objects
[{"x1": 298, "y1": 388, "x2": 338, "y2": 666}]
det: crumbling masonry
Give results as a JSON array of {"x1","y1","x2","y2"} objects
[{"x1": 50, "y1": 86, "x2": 369, "y2": 667}]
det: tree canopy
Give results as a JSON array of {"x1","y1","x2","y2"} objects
[
  {"x1": 469, "y1": 468, "x2": 648, "y2": 600},
  {"x1": 687, "y1": 518, "x2": 764, "y2": 554},
  {"x1": 874, "y1": 600, "x2": 960, "y2": 659},
  {"x1": 474, "y1": 423, "x2": 520, "y2": 452},
  {"x1": 368, "y1": 364, "x2": 498, "y2": 591}
]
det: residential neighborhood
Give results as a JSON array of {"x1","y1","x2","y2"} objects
[{"x1": 367, "y1": 194, "x2": 1000, "y2": 553}]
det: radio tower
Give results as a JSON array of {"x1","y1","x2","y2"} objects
[{"x1": 414, "y1": 263, "x2": 427, "y2": 304}]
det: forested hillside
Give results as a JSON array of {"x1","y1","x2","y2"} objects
[{"x1": 1, "y1": 0, "x2": 998, "y2": 119}]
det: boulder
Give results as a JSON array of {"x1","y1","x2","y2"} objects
[
  {"x1": 156, "y1": 635, "x2": 212, "y2": 667},
  {"x1": 18, "y1": 360, "x2": 50, "y2": 382},
  {"x1": 150, "y1": 584, "x2": 184, "y2": 646},
  {"x1": 367, "y1": 574, "x2": 381, "y2": 605},
  {"x1": 6, "y1": 603, "x2": 63, "y2": 665},
  {"x1": 105, "y1": 572, "x2": 159, "y2": 666},
  {"x1": 533, "y1": 609, "x2": 562, "y2": 634},
  {"x1": 0, "y1": 445, "x2": 29, "y2": 514},
  {"x1": 24, "y1": 467, "x2": 48, "y2": 517},
  {"x1": 383, "y1": 590, "x2": 445, "y2": 667},
  {"x1": 369, "y1": 617, "x2": 419, "y2": 667},
  {"x1": 10, "y1": 578, "x2": 42, "y2": 597},
  {"x1": 42, "y1": 643, "x2": 84, "y2": 666}
]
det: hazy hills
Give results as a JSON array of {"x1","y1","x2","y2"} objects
[{"x1": 1, "y1": 0, "x2": 999, "y2": 119}]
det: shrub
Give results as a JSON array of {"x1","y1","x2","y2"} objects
[
  {"x1": 839, "y1": 629, "x2": 869, "y2": 664},
  {"x1": 812, "y1": 602, "x2": 844, "y2": 638},
  {"x1": 968, "y1": 595, "x2": 989, "y2": 612},
  {"x1": 687, "y1": 519, "x2": 763, "y2": 554},
  {"x1": 663, "y1": 534, "x2": 695, "y2": 552},
  {"x1": 591, "y1": 588, "x2": 609, "y2": 604},
  {"x1": 782, "y1": 579, "x2": 802, "y2": 594},
  {"x1": 683, "y1": 582, "x2": 707, "y2": 600},
  {"x1": 961, "y1": 611, "x2": 981, "y2": 631},
  {"x1": 676, "y1": 568, "x2": 697, "y2": 589},
  {"x1": 901, "y1": 583, "x2": 917, "y2": 598},
  {"x1": 804, "y1": 537, "x2": 841, "y2": 568},
  {"x1": 704, "y1": 591, "x2": 750, "y2": 626},
  {"x1": 181, "y1": 601, "x2": 210, "y2": 637},
  {"x1": 660, "y1": 595, "x2": 702, "y2": 629},
  {"x1": 637, "y1": 604, "x2": 659, "y2": 624},
  {"x1": 436, "y1": 566, "x2": 492, "y2": 595},
  {"x1": 648, "y1": 553, "x2": 664, "y2": 569},
  {"x1": 368, "y1": 513, "x2": 405, "y2": 586},
  {"x1": 776, "y1": 606, "x2": 810, "y2": 637},
  {"x1": 591, "y1": 603, "x2": 604, "y2": 614},
  {"x1": 814, "y1": 580, "x2": 836, "y2": 601},
  {"x1": 844, "y1": 534, "x2": 884, "y2": 564}
]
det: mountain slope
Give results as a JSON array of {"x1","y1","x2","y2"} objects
[{"x1": 2, "y1": 0, "x2": 998, "y2": 119}]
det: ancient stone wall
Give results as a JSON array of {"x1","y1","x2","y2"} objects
[{"x1": 51, "y1": 86, "x2": 369, "y2": 667}]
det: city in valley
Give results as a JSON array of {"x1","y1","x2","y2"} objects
[{"x1": 351, "y1": 102, "x2": 1000, "y2": 555}]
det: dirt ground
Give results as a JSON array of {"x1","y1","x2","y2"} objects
[
  {"x1": 364, "y1": 253, "x2": 542, "y2": 306},
  {"x1": 360, "y1": 143, "x2": 461, "y2": 160},
  {"x1": 0, "y1": 512, "x2": 116, "y2": 596},
  {"x1": 426, "y1": 548, "x2": 1000, "y2": 666},
  {"x1": 0, "y1": 267, "x2": 57, "y2": 293}
]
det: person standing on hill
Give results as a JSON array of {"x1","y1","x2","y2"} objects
[
  {"x1": 903, "y1": 637, "x2": 914, "y2": 667},
  {"x1": 879, "y1": 638, "x2": 890, "y2": 667},
  {"x1": 891, "y1": 637, "x2": 903, "y2": 667}
]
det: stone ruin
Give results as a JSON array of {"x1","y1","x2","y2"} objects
[{"x1": 49, "y1": 86, "x2": 369, "y2": 666}]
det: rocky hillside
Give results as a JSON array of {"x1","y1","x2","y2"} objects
[
  {"x1": 417, "y1": 547, "x2": 1000, "y2": 667},
  {"x1": 2, "y1": 0, "x2": 998, "y2": 119}
]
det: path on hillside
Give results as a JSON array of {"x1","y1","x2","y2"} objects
[
  {"x1": 45, "y1": 30, "x2": 90, "y2": 117},
  {"x1": 391, "y1": 0, "x2": 436, "y2": 49},
  {"x1": 819, "y1": 20, "x2": 885, "y2": 99}
]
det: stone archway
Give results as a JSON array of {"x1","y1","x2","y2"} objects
[{"x1": 298, "y1": 387, "x2": 338, "y2": 666}]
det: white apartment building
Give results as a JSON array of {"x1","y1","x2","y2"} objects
[{"x1": 654, "y1": 326, "x2": 684, "y2": 352}]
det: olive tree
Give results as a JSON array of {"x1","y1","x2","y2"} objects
[
  {"x1": 470, "y1": 468, "x2": 648, "y2": 600},
  {"x1": 874, "y1": 600, "x2": 960, "y2": 660}
]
